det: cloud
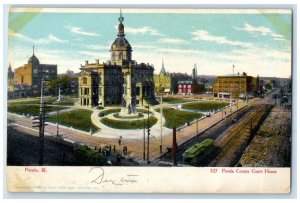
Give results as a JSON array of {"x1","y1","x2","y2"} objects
[
  {"x1": 85, "y1": 44, "x2": 110, "y2": 50},
  {"x1": 78, "y1": 50, "x2": 109, "y2": 60},
  {"x1": 157, "y1": 48, "x2": 204, "y2": 55},
  {"x1": 191, "y1": 29, "x2": 252, "y2": 48},
  {"x1": 9, "y1": 29, "x2": 68, "y2": 44},
  {"x1": 36, "y1": 34, "x2": 68, "y2": 44},
  {"x1": 158, "y1": 37, "x2": 189, "y2": 44},
  {"x1": 234, "y1": 23, "x2": 285, "y2": 41},
  {"x1": 121, "y1": 26, "x2": 164, "y2": 36},
  {"x1": 66, "y1": 26, "x2": 100, "y2": 37}
]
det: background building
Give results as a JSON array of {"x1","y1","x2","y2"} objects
[
  {"x1": 78, "y1": 12, "x2": 157, "y2": 108},
  {"x1": 7, "y1": 63, "x2": 14, "y2": 92},
  {"x1": 12, "y1": 48, "x2": 57, "y2": 98},
  {"x1": 154, "y1": 59, "x2": 171, "y2": 94},
  {"x1": 177, "y1": 80, "x2": 206, "y2": 95},
  {"x1": 168, "y1": 72, "x2": 193, "y2": 94},
  {"x1": 213, "y1": 72, "x2": 259, "y2": 99}
]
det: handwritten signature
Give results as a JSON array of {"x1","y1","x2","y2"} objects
[{"x1": 88, "y1": 167, "x2": 139, "y2": 186}]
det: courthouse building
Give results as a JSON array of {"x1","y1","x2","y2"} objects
[
  {"x1": 78, "y1": 12, "x2": 157, "y2": 107},
  {"x1": 213, "y1": 72, "x2": 259, "y2": 99}
]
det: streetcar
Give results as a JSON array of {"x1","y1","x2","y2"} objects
[{"x1": 182, "y1": 139, "x2": 215, "y2": 166}]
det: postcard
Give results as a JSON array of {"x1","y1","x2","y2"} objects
[{"x1": 6, "y1": 7, "x2": 292, "y2": 193}]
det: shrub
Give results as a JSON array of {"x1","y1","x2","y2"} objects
[{"x1": 74, "y1": 145, "x2": 106, "y2": 166}]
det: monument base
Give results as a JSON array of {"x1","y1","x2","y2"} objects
[{"x1": 119, "y1": 107, "x2": 138, "y2": 117}]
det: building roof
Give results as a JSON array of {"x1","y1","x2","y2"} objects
[
  {"x1": 160, "y1": 59, "x2": 166, "y2": 75},
  {"x1": 111, "y1": 11, "x2": 132, "y2": 50},
  {"x1": 111, "y1": 37, "x2": 132, "y2": 48},
  {"x1": 28, "y1": 54, "x2": 40, "y2": 64}
]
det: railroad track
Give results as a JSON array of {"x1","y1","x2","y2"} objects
[
  {"x1": 156, "y1": 104, "x2": 258, "y2": 164},
  {"x1": 209, "y1": 104, "x2": 272, "y2": 167}
]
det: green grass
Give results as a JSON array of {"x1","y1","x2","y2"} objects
[
  {"x1": 161, "y1": 108, "x2": 204, "y2": 128},
  {"x1": 47, "y1": 109, "x2": 99, "y2": 132},
  {"x1": 8, "y1": 104, "x2": 66, "y2": 116},
  {"x1": 8, "y1": 97, "x2": 76, "y2": 106},
  {"x1": 162, "y1": 97, "x2": 195, "y2": 104},
  {"x1": 101, "y1": 116, "x2": 157, "y2": 129},
  {"x1": 99, "y1": 108, "x2": 121, "y2": 117},
  {"x1": 51, "y1": 100, "x2": 76, "y2": 106},
  {"x1": 113, "y1": 113, "x2": 144, "y2": 119},
  {"x1": 182, "y1": 101, "x2": 229, "y2": 112}
]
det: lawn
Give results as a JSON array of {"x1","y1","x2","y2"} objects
[
  {"x1": 47, "y1": 109, "x2": 99, "y2": 132},
  {"x1": 162, "y1": 97, "x2": 195, "y2": 104},
  {"x1": 113, "y1": 113, "x2": 144, "y2": 119},
  {"x1": 182, "y1": 101, "x2": 229, "y2": 112},
  {"x1": 8, "y1": 104, "x2": 67, "y2": 116},
  {"x1": 101, "y1": 116, "x2": 157, "y2": 129},
  {"x1": 160, "y1": 108, "x2": 204, "y2": 128},
  {"x1": 8, "y1": 97, "x2": 76, "y2": 106},
  {"x1": 99, "y1": 108, "x2": 121, "y2": 117}
]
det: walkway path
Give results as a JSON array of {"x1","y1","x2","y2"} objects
[{"x1": 90, "y1": 107, "x2": 172, "y2": 139}]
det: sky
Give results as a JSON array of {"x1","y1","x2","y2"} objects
[{"x1": 8, "y1": 8, "x2": 292, "y2": 78}]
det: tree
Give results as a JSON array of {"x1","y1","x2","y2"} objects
[
  {"x1": 265, "y1": 83, "x2": 272, "y2": 90},
  {"x1": 48, "y1": 75, "x2": 74, "y2": 95}
]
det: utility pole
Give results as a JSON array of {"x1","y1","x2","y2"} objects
[
  {"x1": 147, "y1": 105, "x2": 150, "y2": 164},
  {"x1": 143, "y1": 116, "x2": 145, "y2": 161},
  {"x1": 32, "y1": 74, "x2": 48, "y2": 166},
  {"x1": 196, "y1": 118, "x2": 198, "y2": 134},
  {"x1": 56, "y1": 110, "x2": 59, "y2": 137},
  {"x1": 160, "y1": 93, "x2": 163, "y2": 154},
  {"x1": 172, "y1": 127, "x2": 177, "y2": 166},
  {"x1": 39, "y1": 74, "x2": 45, "y2": 166}
]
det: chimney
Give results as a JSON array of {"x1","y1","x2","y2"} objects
[{"x1": 85, "y1": 60, "x2": 88, "y2": 66}]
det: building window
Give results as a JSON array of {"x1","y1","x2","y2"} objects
[
  {"x1": 136, "y1": 87, "x2": 140, "y2": 96},
  {"x1": 84, "y1": 88, "x2": 89, "y2": 95},
  {"x1": 82, "y1": 77, "x2": 87, "y2": 84}
]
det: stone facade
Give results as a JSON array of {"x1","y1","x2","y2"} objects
[
  {"x1": 78, "y1": 12, "x2": 157, "y2": 107},
  {"x1": 12, "y1": 48, "x2": 57, "y2": 97},
  {"x1": 213, "y1": 72, "x2": 259, "y2": 98}
]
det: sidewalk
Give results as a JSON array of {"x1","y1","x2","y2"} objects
[{"x1": 90, "y1": 107, "x2": 173, "y2": 139}]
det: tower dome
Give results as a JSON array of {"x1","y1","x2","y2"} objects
[
  {"x1": 28, "y1": 46, "x2": 40, "y2": 64},
  {"x1": 110, "y1": 10, "x2": 132, "y2": 63}
]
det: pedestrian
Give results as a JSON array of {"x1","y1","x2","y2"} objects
[
  {"x1": 125, "y1": 146, "x2": 128, "y2": 154},
  {"x1": 113, "y1": 145, "x2": 116, "y2": 152},
  {"x1": 98, "y1": 147, "x2": 102, "y2": 153},
  {"x1": 123, "y1": 146, "x2": 126, "y2": 155},
  {"x1": 109, "y1": 145, "x2": 112, "y2": 152},
  {"x1": 118, "y1": 139, "x2": 121, "y2": 146},
  {"x1": 116, "y1": 153, "x2": 121, "y2": 164},
  {"x1": 103, "y1": 150, "x2": 107, "y2": 157}
]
